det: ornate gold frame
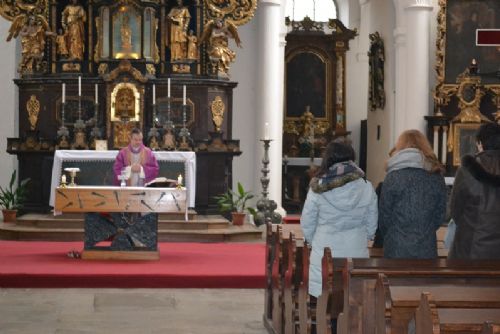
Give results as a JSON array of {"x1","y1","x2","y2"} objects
[
  {"x1": 434, "y1": 0, "x2": 500, "y2": 108},
  {"x1": 452, "y1": 122, "x2": 481, "y2": 166},
  {"x1": 284, "y1": 47, "x2": 332, "y2": 136},
  {"x1": 110, "y1": 82, "x2": 141, "y2": 122}
]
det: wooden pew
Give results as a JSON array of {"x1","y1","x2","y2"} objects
[
  {"x1": 410, "y1": 292, "x2": 500, "y2": 334},
  {"x1": 283, "y1": 232, "x2": 301, "y2": 334},
  {"x1": 375, "y1": 273, "x2": 500, "y2": 334},
  {"x1": 482, "y1": 322, "x2": 500, "y2": 334},
  {"x1": 316, "y1": 247, "x2": 334, "y2": 334},
  {"x1": 297, "y1": 239, "x2": 311, "y2": 334},
  {"x1": 264, "y1": 223, "x2": 276, "y2": 325},
  {"x1": 338, "y1": 258, "x2": 500, "y2": 334}
]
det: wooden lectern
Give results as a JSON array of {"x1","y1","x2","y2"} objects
[{"x1": 55, "y1": 186, "x2": 188, "y2": 260}]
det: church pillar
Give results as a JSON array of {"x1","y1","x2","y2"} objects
[
  {"x1": 403, "y1": 1, "x2": 433, "y2": 134},
  {"x1": 256, "y1": 0, "x2": 284, "y2": 210},
  {"x1": 393, "y1": 26, "x2": 407, "y2": 145}
]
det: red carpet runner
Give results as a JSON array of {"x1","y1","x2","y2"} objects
[{"x1": 0, "y1": 241, "x2": 265, "y2": 289}]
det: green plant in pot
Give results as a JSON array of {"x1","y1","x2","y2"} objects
[
  {"x1": 214, "y1": 182, "x2": 256, "y2": 226},
  {"x1": 0, "y1": 170, "x2": 30, "y2": 223}
]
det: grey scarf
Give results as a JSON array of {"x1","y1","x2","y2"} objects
[{"x1": 386, "y1": 148, "x2": 432, "y2": 174}]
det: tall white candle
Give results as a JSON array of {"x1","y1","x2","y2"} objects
[
  {"x1": 153, "y1": 84, "x2": 156, "y2": 105},
  {"x1": 62, "y1": 83, "x2": 66, "y2": 104},
  {"x1": 78, "y1": 76, "x2": 81, "y2": 96},
  {"x1": 95, "y1": 84, "x2": 98, "y2": 103},
  {"x1": 264, "y1": 122, "x2": 270, "y2": 140},
  {"x1": 168, "y1": 78, "x2": 171, "y2": 98},
  {"x1": 183, "y1": 85, "x2": 186, "y2": 105}
]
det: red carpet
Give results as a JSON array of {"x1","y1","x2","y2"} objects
[{"x1": 0, "y1": 241, "x2": 265, "y2": 289}]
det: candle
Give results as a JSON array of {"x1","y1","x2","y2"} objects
[
  {"x1": 264, "y1": 122, "x2": 270, "y2": 140},
  {"x1": 95, "y1": 84, "x2": 98, "y2": 103},
  {"x1": 168, "y1": 78, "x2": 171, "y2": 98},
  {"x1": 183, "y1": 85, "x2": 186, "y2": 105},
  {"x1": 177, "y1": 174, "x2": 183, "y2": 186},
  {"x1": 153, "y1": 84, "x2": 156, "y2": 105},
  {"x1": 78, "y1": 76, "x2": 81, "y2": 96},
  {"x1": 61, "y1": 174, "x2": 66, "y2": 184},
  {"x1": 62, "y1": 83, "x2": 66, "y2": 104}
]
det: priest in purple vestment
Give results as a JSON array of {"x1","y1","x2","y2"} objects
[{"x1": 113, "y1": 128, "x2": 159, "y2": 186}]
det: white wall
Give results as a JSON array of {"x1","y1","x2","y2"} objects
[
  {"x1": 365, "y1": 0, "x2": 396, "y2": 185},
  {"x1": 0, "y1": 19, "x2": 18, "y2": 190},
  {"x1": 230, "y1": 12, "x2": 259, "y2": 195}
]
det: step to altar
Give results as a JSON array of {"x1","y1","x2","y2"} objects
[{"x1": 0, "y1": 213, "x2": 263, "y2": 243}]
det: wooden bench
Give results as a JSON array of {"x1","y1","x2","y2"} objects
[
  {"x1": 410, "y1": 292, "x2": 500, "y2": 334},
  {"x1": 337, "y1": 258, "x2": 500, "y2": 334},
  {"x1": 482, "y1": 322, "x2": 500, "y2": 334},
  {"x1": 375, "y1": 273, "x2": 500, "y2": 334}
]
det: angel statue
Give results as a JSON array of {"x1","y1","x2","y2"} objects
[
  {"x1": 7, "y1": 14, "x2": 54, "y2": 74},
  {"x1": 199, "y1": 18, "x2": 242, "y2": 77}
]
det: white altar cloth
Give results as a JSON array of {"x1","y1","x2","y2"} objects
[{"x1": 50, "y1": 150, "x2": 196, "y2": 207}]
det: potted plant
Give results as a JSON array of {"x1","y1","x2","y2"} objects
[
  {"x1": 0, "y1": 170, "x2": 30, "y2": 223},
  {"x1": 214, "y1": 182, "x2": 256, "y2": 226}
]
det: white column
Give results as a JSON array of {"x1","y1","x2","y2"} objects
[
  {"x1": 0, "y1": 19, "x2": 18, "y2": 189},
  {"x1": 256, "y1": 0, "x2": 284, "y2": 210},
  {"x1": 393, "y1": 26, "x2": 407, "y2": 146},
  {"x1": 404, "y1": 1, "x2": 433, "y2": 133}
]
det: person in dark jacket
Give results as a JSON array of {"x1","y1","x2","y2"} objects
[
  {"x1": 379, "y1": 130, "x2": 447, "y2": 258},
  {"x1": 448, "y1": 122, "x2": 500, "y2": 259}
]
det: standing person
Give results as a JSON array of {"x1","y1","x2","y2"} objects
[
  {"x1": 379, "y1": 130, "x2": 447, "y2": 259},
  {"x1": 301, "y1": 141, "x2": 378, "y2": 298},
  {"x1": 448, "y1": 123, "x2": 500, "y2": 259},
  {"x1": 113, "y1": 128, "x2": 159, "y2": 186}
]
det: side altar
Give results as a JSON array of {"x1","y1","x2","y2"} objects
[
  {"x1": 1, "y1": 0, "x2": 256, "y2": 214},
  {"x1": 55, "y1": 185, "x2": 187, "y2": 260}
]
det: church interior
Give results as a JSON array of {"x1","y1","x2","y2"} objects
[{"x1": 0, "y1": 0, "x2": 499, "y2": 333}]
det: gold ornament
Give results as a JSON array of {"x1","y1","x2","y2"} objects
[
  {"x1": 26, "y1": 95, "x2": 40, "y2": 130},
  {"x1": 211, "y1": 96, "x2": 225, "y2": 132}
]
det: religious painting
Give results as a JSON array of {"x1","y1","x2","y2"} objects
[
  {"x1": 453, "y1": 123, "x2": 480, "y2": 166},
  {"x1": 285, "y1": 50, "x2": 328, "y2": 119},
  {"x1": 110, "y1": 83, "x2": 141, "y2": 122},
  {"x1": 112, "y1": 6, "x2": 141, "y2": 59},
  {"x1": 444, "y1": 0, "x2": 500, "y2": 84}
]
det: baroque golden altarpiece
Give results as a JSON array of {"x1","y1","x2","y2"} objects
[
  {"x1": 0, "y1": 0, "x2": 256, "y2": 213},
  {"x1": 425, "y1": 0, "x2": 500, "y2": 172}
]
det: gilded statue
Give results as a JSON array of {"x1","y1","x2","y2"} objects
[
  {"x1": 56, "y1": 29, "x2": 69, "y2": 58},
  {"x1": 166, "y1": 0, "x2": 191, "y2": 61},
  {"x1": 120, "y1": 13, "x2": 132, "y2": 54},
  {"x1": 115, "y1": 87, "x2": 136, "y2": 119},
  {"x1": 15, "y1": 15, "x2": 54, "y2": 74},
  {"x1": 199, "y1": 18, "x2": 241, "y2": 76},
  {"x1": 61, "y1": 0, "x2": 86, "y2": 61},
  {"x1": 186, "y1": 30, "x2": 198, "y2": 61}
]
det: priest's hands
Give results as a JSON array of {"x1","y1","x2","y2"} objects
[{"x1": 131, "y1": 163, "x2": 142, "y2": 173}]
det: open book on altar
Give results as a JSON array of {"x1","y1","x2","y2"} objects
[{"x1": 145, "y1": 177, "x2": 178, "y2": 188}]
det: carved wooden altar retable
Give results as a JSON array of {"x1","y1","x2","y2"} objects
[{"x1": 1, "y1": 0, "x2": 256, "y2": 214}]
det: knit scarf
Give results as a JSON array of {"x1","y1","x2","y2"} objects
[{"x1": 309, "y1": 160, "x2": 365, "y2": 194}]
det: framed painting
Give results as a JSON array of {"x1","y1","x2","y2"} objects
[
  {"x1": 452, "y1": 122, "x2": 480, "y2": 166},
  {"x1": 285, "y1": 50, "x2": 329, "y2": 119},
  {"x1": 439, "y1": 0, "x2": 500, "y2": 85}
]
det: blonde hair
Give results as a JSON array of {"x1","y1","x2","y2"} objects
[{"x1": 391, "y1": 129, "x2": 444, "y2": 174}]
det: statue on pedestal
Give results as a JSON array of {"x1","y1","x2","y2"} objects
[
  {"x1": 200, "y1": 18, "x2": 241, "y2": 77},
  {"x1": 61, "y1": 0, "x2": 86, "y2": 61},
  {"x1": 166, "y1": 0, "x2": 191, "y2": 61}
]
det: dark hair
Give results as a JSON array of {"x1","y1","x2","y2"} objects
[
  {"x1": 476, "y1": 123, "x2": 500, "y2": 151},
  {"x1": 131, "y1": 128, "x2": 142, "y2": 136},
  {"x1": 315, "y1": 141, "x2": 355, "y2": 176}
]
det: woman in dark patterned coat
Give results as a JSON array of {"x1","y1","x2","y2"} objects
[
  {"x1": 379, "y1": 130, "x2": 447, "y2": 258},
  {"x1": 448, "y1": 123, "x2": 500, "y2": 259}
]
